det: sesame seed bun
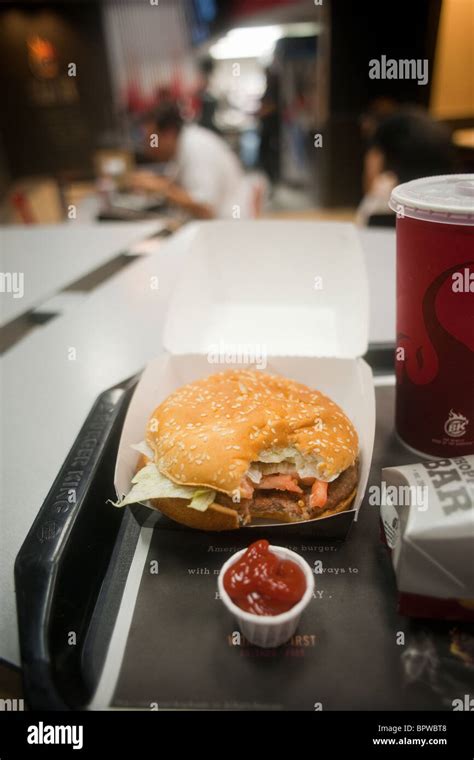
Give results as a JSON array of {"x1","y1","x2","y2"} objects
[
  {"x1": 145, "y1": 369, "x2": 358, "y2": 494},
  {"x1": 131, "y1": 370, "x2": 359, "y2": 531},
  {"x1": 149, "y1": 497, "x2": 240, "y2": 531}
]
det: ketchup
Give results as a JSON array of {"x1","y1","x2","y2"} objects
[{"x1": 223, "y1": 540, "x2": 307, "y2": 616}]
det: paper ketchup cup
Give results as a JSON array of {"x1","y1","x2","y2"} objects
[
  {"x1": 218, "y1": 545, "x2": 315, "y2": 648},
  {"x1": 389, "y1": 175, "x2": 474, "y2": 457}
]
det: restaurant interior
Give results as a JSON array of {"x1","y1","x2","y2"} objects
[
  {"x1": 0, "y1": 0, "x2": 473, "y2": 222},
  {"x1": 0, "y1": 0, "x2": 474, "y2": 722},
  {"x1": 0, "y1": 0, "x2": 473, "y2": 352}
]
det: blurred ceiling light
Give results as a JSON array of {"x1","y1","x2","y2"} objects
[
  {"x1": 210, "y1": 25, "x2": 282, "y2": 59},
  {"x1": 209, "y1": 23, "x2": 321, "y2": 60}
]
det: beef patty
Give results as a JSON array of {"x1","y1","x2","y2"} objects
[{"x1": 215, "y1": 460, "x2": 359, "y2": 522}]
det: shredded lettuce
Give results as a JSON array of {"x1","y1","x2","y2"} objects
[
  {"x1": 111, "y1": 463, "x2": 216, "y2": 512},
  {"x1": 247, "y1": 465, "x2": 263, "y2": 483},
  {"x1": 130, "y1": 440, "x2": 154, "y2": 460},
  {"x1": 189, "y1": 489, "x2": 216, "y2": 512},
  {"x1": 257, "y1": 446, "x2": 298, "y2": 464},
  {"x1": 251, "y1": 446, "x2": 336, "y2": 482}
]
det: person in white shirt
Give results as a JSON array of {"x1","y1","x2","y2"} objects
[{"x1": 129, "y1": 103, "x2": 250, "y2": 219}]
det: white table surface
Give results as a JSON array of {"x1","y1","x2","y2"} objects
[
  {"x1": 361, "y1": 228, "x2": 396, "y2": 344},
  {"x1": 0, "y1": 224, "x2": 395, "y2": 667},
  {"x1": 0, "y1": 221, "x2": 162, "y2": 327}
]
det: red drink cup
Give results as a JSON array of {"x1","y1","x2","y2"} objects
[{"x1": 389, "y1": 175, "x2": 474, "y2": 457}]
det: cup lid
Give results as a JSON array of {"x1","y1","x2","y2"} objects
[{"x1": 389, "y1": 174, "x2": 474, "y2": 225}]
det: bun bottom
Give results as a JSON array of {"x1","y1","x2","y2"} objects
[
  {"x1": 148, "y1": 487, "x2": 357, "y2": 532},
  {"x1": 149, "y1": 497, "x2": 240, "y2": 531}
]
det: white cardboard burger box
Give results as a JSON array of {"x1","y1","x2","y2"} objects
[{"x1": 114, "y1": 221, "x2": 376, "y2": 539}]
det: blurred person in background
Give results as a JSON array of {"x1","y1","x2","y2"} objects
[
  {"x1": 257, "y1": 66, "x2": 281, "y2": 187},
  {"x1": 357, "y1": 108, "x2": 454, "y2": 226},
  {"x1": 196, "y1": 56, "x2": 220, "y2": 134},
  {"x1": 129, "y1": 102, "x2": 251, "y2": 219},
  {"x1": 359, "y1": 96, "x2": 398, "y2": 142}
]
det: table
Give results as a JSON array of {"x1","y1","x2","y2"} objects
[
  {"x1": 360, "y1": 228, "x2": 396, "y2": 345},
  {"x1": 0, "y1": 222, "x2": 162, "y2": 327},
  {"x1": 0, "y1": 224, "x2": 395, "y2": 668}
]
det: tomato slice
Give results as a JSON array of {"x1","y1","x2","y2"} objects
[{"x1": 309, "y1": 480, "x2": 328, "y2": 509}]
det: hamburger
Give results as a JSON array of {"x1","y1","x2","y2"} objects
[{"x1": 113, "y1": 369, "x2": 359, "y2": 531}]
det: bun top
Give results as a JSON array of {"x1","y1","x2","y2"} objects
[{"x1": 146, "y1": 370, "x2": 358, "y2": 494}]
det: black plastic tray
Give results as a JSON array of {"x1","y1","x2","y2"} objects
[
  {"x1": 15, "y1": 365, "x2": 474, "y2": 710},
  {"x1": 14, "y1": 377, "x2": 139, "y2": 710}
]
